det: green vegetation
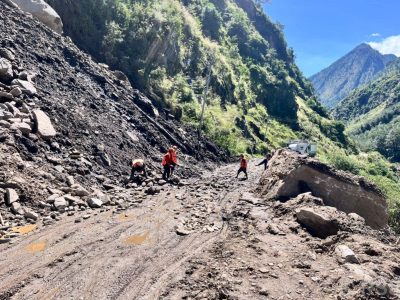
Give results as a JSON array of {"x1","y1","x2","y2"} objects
[
  {"x1": 46, "y1": 0, "x2": 400, "y2": 231},
  {"x1": 47, "y1": 0, "x2": 337, "y2": 155},
  {"x1": 333, "y1": 58, "x2": 400, "y2": 162}
]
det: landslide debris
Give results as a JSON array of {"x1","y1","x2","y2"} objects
[
  {"x1": 257, "y1": 149, "x2": 388, "y2": 229},
  {"x1": 0, "y1": 1, "x2": 225, "y2": 244}
]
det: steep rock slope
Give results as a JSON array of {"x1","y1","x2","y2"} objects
[
  {"x1": 46, "y1": 0, "x2": 333, "y2": 153},
  {"x1": 310, "y1": 43, "x2": 396, "y2": 109},
  {"x1": 0, "y1": 1, "x2": 225, "y2": 229},
  {"x1": 333, "y1": 58, "x2": 400, "y2": 161}
]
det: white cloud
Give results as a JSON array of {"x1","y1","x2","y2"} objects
[
  {"x1": 370, "y1": 33, "x2": 381, "y2": 37},
  {"x1": 368, "y1": 35, "x2": 400, "y2": 56}
]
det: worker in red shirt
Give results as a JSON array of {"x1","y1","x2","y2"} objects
[
  {"x1": 162, "y1": 148, "x2": 177, "y2": 180},
  {"x1": 236, "y1": 154, "x2": 248, "y2": 180}
]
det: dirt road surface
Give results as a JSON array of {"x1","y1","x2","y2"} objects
[{"x1": 0, "y1": 162, "x2": 397, "y2": 300}]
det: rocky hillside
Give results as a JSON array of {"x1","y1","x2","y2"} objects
[
  {"x1": 0, "y1": 0, "x2": 227, "y2": 230},
  {"x1": 333, "y1": 58, "x2": 400, "y2": 162},
  {"x1": 310, "y1": 43, "x2": 397, "y2": 109},
  {"x1": 45, "y1": 0, "x2": 339, "y2": 154}
]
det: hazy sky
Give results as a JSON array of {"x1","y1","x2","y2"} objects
[{"x1": 264, "y1": 0, "x2": 400, "y2": 77}]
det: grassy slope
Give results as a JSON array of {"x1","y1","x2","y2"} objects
[{"x1": 47, "y1": 0, "x2": 341, "y2": 155}]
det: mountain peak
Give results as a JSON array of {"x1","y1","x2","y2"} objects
[{"x1": 310, "y1": 43, "x2": 397, "y2": 108}]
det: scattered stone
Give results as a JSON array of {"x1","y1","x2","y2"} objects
[
  {"x1": 11, "y1": 79, "x2": 37, "y2": 96},
  {"x1": 54, "y1": 197, "x2": 67, "y2": 211},
  {"x1": 32, "y1": 110, "x2": 56, "y2": 139},
  {"x1": 11, "y1": 202, "x2": 24, "y2": 215},
  {"x1": 71, "y1": 185, "x2": 90, "y2": 197},
  {"x1": 10, "y1": 87, "x2": 22, "y2": 97},
  {"x1": 66, "y1": 176, "x2": 74, "y2": 186},
  {"x1": 5, "y1": 188, "x2": 19, "y2": 205},
  {"x1": 24, "y1": 210, "x2": 39, "y2": 221},
  {"x1": 10, "y1": 122, "x2": 31, "y2": 135},
  {"x1": 0, "y1": 91, "x2": 14, "y2": 100},
  {"x1": 0, "y1": 238, "x2": 12, "y2": 244},
  {"x1": 0, "y1": 58, "x2": 13, "y2": 81},
  {"x1": 335, "y1": 245, "x2": 359, "y2": 264},
  {"x1": 176, "y1": 226, "x2": 191, "y2": 236},
  {"x1": 87, "y1": 198, "x2": 103, "y2": 208},
  {"x1": 0, "y1": 48, "x2": 15, "y2": 61}
]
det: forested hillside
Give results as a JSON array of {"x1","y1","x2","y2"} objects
[
  {"x1": 46, "y1": 0, "x2": 346, "y2": 154},
  {"x1": 310, "y1": 43, "x2": 396, "y2": 109},
  {"x1": 333, "y1": 58, "x2": 400, "y2": 162}
]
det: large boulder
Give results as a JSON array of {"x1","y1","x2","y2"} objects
[
  {"x1": 257, "y1": 150, "x2": 388, "y2": 229},
  {"x1": 296, "y1": 207, "x2": 339, "y2": 238},
  {"x1": 10, "y1": 0, "x2": 63, "y2": 34}
]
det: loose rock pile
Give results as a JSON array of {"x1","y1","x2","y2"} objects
[{"x1": 0, "y1": 1, "x2": 225, "y2": 245}]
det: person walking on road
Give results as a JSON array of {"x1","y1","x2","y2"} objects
[
  {"x1": 236, "y1": 154, "x2": 248, "y2": 180},
  {"x1": 257, "y1": 153, "x2": 272, "y2": 170}
]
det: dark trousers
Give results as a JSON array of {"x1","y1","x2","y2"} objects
[
  {"x1": 163, "y1": 165, "x2": 172, "y2": 180},
  {"x1": 257, "y1": 159, "x2": 268, "y2": 170},
  {"x1": 236, "y1": 167, "x2": 248, "y2": 178}
]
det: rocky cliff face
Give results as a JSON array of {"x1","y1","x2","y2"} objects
[{"x1": 310, "y1": 44, "x2": 396, "y2": 109}]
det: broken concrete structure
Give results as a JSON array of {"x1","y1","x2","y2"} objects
[{"x1": 257, "y1": 150, "x2": 388, "y2": 229}]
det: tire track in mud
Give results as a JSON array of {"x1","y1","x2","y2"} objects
[{"x1": 0, "y1": 163, "x2": 260, "y2": 300}]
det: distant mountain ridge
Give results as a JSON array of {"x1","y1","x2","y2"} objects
[
  {"x1": 333, "y1": 57, "x2": 400, "y2": 161},
  {"x1": 310, "y1": 43, "x2": 397, "y2": 109}
]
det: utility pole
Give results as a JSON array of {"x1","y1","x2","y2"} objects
[{"x1": 198, "y1": 58, "x2": 213, "y2": 138}]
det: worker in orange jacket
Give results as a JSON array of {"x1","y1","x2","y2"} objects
[
  {"x1": 162, "y1": 148, "x2": 177, "y2": 180},
  {"x1": 236, "y1": 154, "x2": 248, "y2": 180}
]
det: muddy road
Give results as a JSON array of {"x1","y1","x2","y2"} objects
[
  {"x1": 0, "y1": 163, "x2": 258, "y2": 299},
  {"x1": 1, "y1": 162, "x2": 398, "y2": 300}
]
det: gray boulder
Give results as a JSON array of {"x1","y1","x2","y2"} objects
[
  {"x1": 10, "y1": 122, "x2": 31, "y2": 135},
  {"x1": 10, "y1": 0, "x2": 63, "y2": 34},
  {"x1": 54, "y1": 196, "x2": 67, "y2": 211},
  {"x1": 335, "y1": 245, "x2": 359, "y2": 264},
  {"x1": 6, "y1": 188, "x2": 19, "y2": 205},
  {"x1": 0, "y1": 58, "x2": 13, "y2": 81},
  {"x1": 0, "y1": 48, "x2": 15, "y2": 61},
  {"x1": 32, "y1": 109, "x2": 56, "y2": 139},
  {"x1": 24, "y1": 210, "x2": 39, "y2": 221},
  {"x1": 296, "y1": 207, "x2": 339, "y2": 238},
  {"x1": 11, "y1": 79, "x2": 37, "y2": 96},
  {"x1": 87, "y1": 198, "x2": 103, "y2": 208},
  {"x1": 11, "y1": 202, "x2": 24, "y2": 215}
]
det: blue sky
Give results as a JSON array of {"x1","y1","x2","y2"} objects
[{"x1": 264, "y1": 0, "x2": 400, "y2": 77}]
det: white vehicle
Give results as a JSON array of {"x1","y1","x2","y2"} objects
[{"x1": 287, "y1": 140, "x2": 317, "y2": 157}]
